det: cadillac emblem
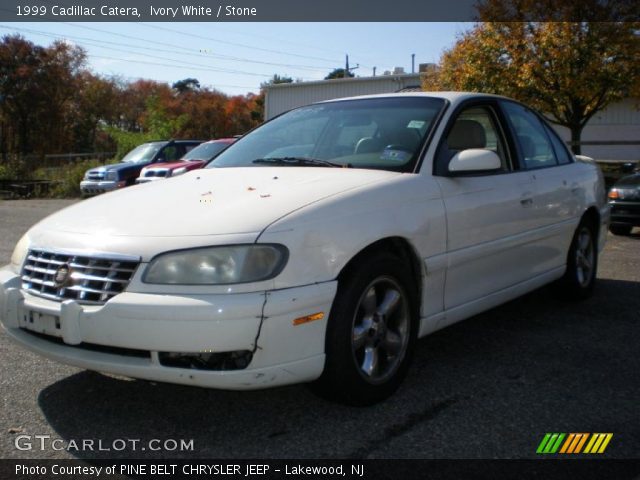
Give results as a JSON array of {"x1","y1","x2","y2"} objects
[{"x1": 53, "y1": 264, "x2": 72, "y2": 288}]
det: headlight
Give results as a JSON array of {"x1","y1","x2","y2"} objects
[
  {"x1": 172, "y1": 167, "x2": 187, "y2": 177},
  {"x1": 10, "y1": 234, "x2": 29, "y2": 272},
  {"x1": 105, "y1": 170, "x2": 118, "y2": 181},
  {"x1": 143, "y1": 244, "x2": 288, "y2": 285}
]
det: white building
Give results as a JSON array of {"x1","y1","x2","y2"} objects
[
  {"x1": 264, "y1": 74, "x2": 422, "y2": 119},
  {"x1": 263, "y1": 75, "x2": 640, "y2": 162}
]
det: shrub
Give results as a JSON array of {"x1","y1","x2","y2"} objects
[{"x1": 46, "y1": 159, "x2": 112, "y2": 198}]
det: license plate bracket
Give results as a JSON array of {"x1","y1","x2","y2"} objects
[{"x1": 20, "y1": 308, "x2": 62, "y2": 338}]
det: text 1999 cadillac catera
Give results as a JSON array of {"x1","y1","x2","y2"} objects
[{"x1": 0, "y1": 93, "x2": 609, "y2": 405}]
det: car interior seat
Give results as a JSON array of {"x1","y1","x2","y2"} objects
[{"x1": 447, "y1": 119, "x2": 487, "y2": 150}]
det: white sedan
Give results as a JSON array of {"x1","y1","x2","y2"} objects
[{"x1": 0, "y1": 93, "x2": 609, "y2": 405}]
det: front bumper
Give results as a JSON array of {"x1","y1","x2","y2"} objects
[
  {"x1": 80, "y1": 180, "x2": 125, "y2": 196},
  {"x1": 609, "y1": 201, "x2": 640, "y2": 227},
  {"x1": 0, "y1": 268, "x2": 336, "y2": 390}
]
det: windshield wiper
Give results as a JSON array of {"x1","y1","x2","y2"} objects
[{"x1": 252, "y1": 157, "x2": 347, "y2": 168}]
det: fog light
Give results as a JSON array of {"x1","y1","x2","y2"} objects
[{"x1": 158, "y1": 350, "x2": 253, "y2": 370}]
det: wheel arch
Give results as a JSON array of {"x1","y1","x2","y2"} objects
[
  {"x1": 581, "y1": 206, "x2": 601, "y2": 246},
  {"x1": 337, "y1": 236, "x2": 423, "y2": 302}
]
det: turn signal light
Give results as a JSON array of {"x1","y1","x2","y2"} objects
[
  {"x1": 293, "y1": 312, "x2": 324, "y2": 326},
  {"x1": 608, "y1": 189, "x2": 619, "y2": 200}
]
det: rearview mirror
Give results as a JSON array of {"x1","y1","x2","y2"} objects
[{"x1": 448, "y1": 149, "x2": 501, "y2": 173}]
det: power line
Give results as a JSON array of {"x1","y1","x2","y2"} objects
[
  {"x1": 0, "y1": 25, "x2": 321, "y2": 80},
  {"x1": 1, "y1": 24, "x2": 326, "y2": 72},
  {"x1": 138, "y1": 23, "x2": 339, "y2": 64}
]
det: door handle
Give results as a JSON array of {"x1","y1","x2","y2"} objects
[{"x1": 520, "y1": 191, "x2": 534, "y2": 207}]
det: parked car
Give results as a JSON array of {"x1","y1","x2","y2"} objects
[
  {"x1": 608, "y1": 173, "x2": 640, "y2": 236},
  {"x1": 80, "y1": 140, "x2": 203, "y2": 196},
  {"x1": 136, "y1": 138, "x2": 236, "y2": 184},
  {"x1": 1, "y1": 93, "x2": 609, "y2": 405}
]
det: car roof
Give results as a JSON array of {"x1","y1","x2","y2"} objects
[
  {"x1": 201, "y1": 138, "x2": 236, "y2": 144},
  {"x1": 144, "y1": 140, "x2": 205, "y2": 145},
  {"x1": 318, "y1": 91, "x2": 511, "y2": 105}
]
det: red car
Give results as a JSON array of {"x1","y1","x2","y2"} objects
[{"x1": 136, "y1": 138, "x2": 236, "y2": 183}]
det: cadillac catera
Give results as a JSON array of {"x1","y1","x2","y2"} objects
[{"x1": 0, "y1": 93, "x2": 609, "y2": 405}]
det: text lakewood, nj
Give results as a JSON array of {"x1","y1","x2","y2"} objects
[{"x1": 16, "y1": 5, "x2": 258, "y2": 18}]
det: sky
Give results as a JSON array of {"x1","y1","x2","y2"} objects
[{"x1": 0, "y1": 22, "x2": 473, "y2": 95}]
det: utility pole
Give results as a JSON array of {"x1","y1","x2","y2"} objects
[
  {"x1": 411, "y1": 53, "x2": 415, "y2": 74},
  {"x1": 344, "y1": 54, "x2": 359, "y2": 78},
  {"x1": 373, "y1": 66, "x2": 377, "y2": 77}
]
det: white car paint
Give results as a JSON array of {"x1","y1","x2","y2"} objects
[{"x1": 0, "y1": 92, "x2": 609, "y2": 391}]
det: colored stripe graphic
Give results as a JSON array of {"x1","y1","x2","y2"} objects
[
  {"x1": 536, "y1": 433, "x2": 565, "y2": 454},
  {"x1": 584, "y1": 433, "x2": 614, "y2": 454},
  {"x1": 536, "y1": 433, "x2": 552, "y2": 454},
  {"x1": 538, "y1": 433, "x2": 613, "y2": 454},
  {"x1": 559, "y1": 433, "x2": 575, "y2": 453}
]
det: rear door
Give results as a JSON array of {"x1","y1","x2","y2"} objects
[{"x1": 500, "y1": 101, "x2": 580, "y2": 271}]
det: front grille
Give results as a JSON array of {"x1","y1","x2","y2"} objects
[
  {"x1": 87, "y1": 171, "x2": 105, "y2": 180},
  {"x1": 144, "y1": 169, "x2": 168, "y2": 178},
  {"x1": 22, "y1": 249, "x2": 139, "y2": 305}
]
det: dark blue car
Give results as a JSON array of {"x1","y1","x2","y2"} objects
[{"x1": 80, "y1": 140, "x2": 203, "y2": 196}]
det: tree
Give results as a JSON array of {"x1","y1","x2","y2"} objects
[
  {"x1": 260, "y1": 74, "x2": 294, "y2": 89},
  {"x1": 422, "y1": 0, "x2": 640, "y2": 153},
  {"x1": 0, "y1": 35, "x2": 88, "y2": 157},
  {"x1": 325, "y1": 68, "x2": 354, "y2": 80},
  {"x1": 72, "y1": 73, "x2": 119, "y2": 151},
  {"x1": 172, "y1": 78, "x2": 200, "y2": 94}
]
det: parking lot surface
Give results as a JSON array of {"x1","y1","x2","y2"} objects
[{"x1": 0, "y1": 199, "x2": 638, "y2": 459}]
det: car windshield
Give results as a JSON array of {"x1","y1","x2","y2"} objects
[
  {"x1": 121, "y1": 142, "x2": 164, "y2": 164},
  {"x1": 182, "y1": 142, "x2": 230, "y2": 161},
  {"x1": 208, "y1": 97, "x2": 445, "y2": 172}
]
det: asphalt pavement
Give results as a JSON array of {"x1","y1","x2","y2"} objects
[{"x1": 0, "y1": 199, "x2": 638, "y2": 460}]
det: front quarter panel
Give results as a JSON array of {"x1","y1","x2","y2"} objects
[{"x1": 258, "y1": 174, "x2": 446, "y2": 313}]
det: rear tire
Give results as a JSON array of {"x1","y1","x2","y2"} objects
[
  {"x1": 312, "y1": 252, "x2": 418, "y2": 406},
  {"x1": 609, "y1": 225, "x2": 632, "y2": 236},
  {"x1": 558, "y1": 219, "x2": 598, "y2": 300}
]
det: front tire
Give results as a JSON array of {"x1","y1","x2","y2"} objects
[
  {"x1": 559, "y1": 219, "x2": 598, "y2": 300},
  {"x1": 313, "y1": 253, "x2": 418, "y2": 406}
]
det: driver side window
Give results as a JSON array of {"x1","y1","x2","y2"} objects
[{"x1": 435, "y1": 105, "x2": 510, "y2": 175}]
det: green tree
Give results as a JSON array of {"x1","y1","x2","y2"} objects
[
  {"x1": 260, "y1": 74, "x2": 294, "y2": 89},
  {"x1": 423, "y1": 0, "x2": 640, "y2": 153},
  {"x1": 105, "y1": 96, "x2": 187, "y2": 159},
  {"x1": 325, "y1": 68, "x2": 354, "y2": 80},
  {"x1": 172, "y1": 78, "x2": 200, "y2": 94}
]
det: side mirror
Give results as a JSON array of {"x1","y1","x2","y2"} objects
[{"x1": 448, "y1": 149, "x2": 501, "y2": 174}]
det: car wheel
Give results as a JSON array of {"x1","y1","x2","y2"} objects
[
  {"x1": 609, "y1": 225, "x2": 632, "y2": 236},
  {"x1": 559, "y1": 219, "x2": 598, "y2": 300},
  {"x1": 313, "y1": 253, "x2": 418, "y2": 406}
]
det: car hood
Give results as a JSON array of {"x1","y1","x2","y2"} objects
[
  {"x1": 615, "y1": 174, "x2": 640, "y2": 188},
  {"x1": 142, "y1": 160, "x2": 204, "y2": 171},
  {"x1": 89, "y1": 162, "x2": 145, "y2": 173},
  {"x1": 32, "y1": 167, "x2": 400, "y2": 238}
]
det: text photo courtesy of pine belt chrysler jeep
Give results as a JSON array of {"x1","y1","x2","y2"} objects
[{"x1": 1, "y1": 93, "x2": 609, "y2": 405}]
